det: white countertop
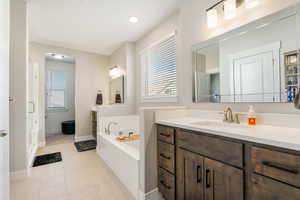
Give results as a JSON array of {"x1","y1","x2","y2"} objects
[{"x1": 157, "y1": 117, "x2": 300, "y2": 151}]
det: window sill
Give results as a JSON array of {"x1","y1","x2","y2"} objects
[
  {"x1": 141, "y1": 96, "x2": 178, "y2": 103},
  {"x1": 47, "y1": 107, "x2": 69, "y2": 113}
]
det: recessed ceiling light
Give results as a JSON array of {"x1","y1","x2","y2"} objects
[{"x1": 129, "y1": 16, "x2": 139, "y2": 24}]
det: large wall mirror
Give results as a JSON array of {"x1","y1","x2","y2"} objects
[{"x1": 193, "y1": 4, "x2": 300, "y2": 103}]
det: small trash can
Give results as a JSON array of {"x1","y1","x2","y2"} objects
[{"x1": 61, "y1": 120, "x2": 75, "y2": 135}]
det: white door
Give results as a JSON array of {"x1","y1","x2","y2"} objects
[
  {"x1": 230, "y1": 42, "x2": 281, "y2": 102},
  {"x1": 0, "y1": 0, "x2": 10, "y2": 199},
  {"x1": 233, "y1": 52, "x2": 275, "y2": 102}
]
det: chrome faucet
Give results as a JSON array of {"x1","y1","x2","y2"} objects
[
  {"x1": 105, "y1": 122, "x2": 118, "y2": 135},
  {"x1": 221, "y1": 107, "x2": 246, "y2": 124},
  {"x1": 223, "y1": 107, "x2": 234, "y2": 123}
]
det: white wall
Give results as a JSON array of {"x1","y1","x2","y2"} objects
[
  {"x1": 9, "y1": 0, "x2": 28, "y2": 173},
  {"x1": 45, "y1": 59, "x2": 75, "y2": 135},
  {"x1": 29, "y1": 42, "x2": 110, "y2": 144}
]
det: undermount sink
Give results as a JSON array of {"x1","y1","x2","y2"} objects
[{"x1": 190, "y1": 121, "x2": 250, "y2": 129}]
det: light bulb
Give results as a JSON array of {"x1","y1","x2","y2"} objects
[
  {"x1": 109, "y1": 67, "x2": 123, "y2": 79},
  {"x1": 207, "y1": 9, "x2": 218, "y2": 28},
  {"x1": 245, "y1": 0, "x2": 260, "y2": 9},
  {"x1": 224, "y1": 0, "x2": 236, "y2": 20}
]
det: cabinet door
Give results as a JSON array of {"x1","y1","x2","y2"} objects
[
  {"x1": 204, "y1": 158, "x2": 243, "y2": 200},
  {"x1": 177, "y1": 148, "x2": 204, "y2": 200},
  {"x1": 251, "y1": 174, "x2": 300, "y2": 200}
]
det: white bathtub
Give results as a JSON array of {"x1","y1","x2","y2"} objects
[{"x1": 96, "y1": 115, "x2": 140, "y2": 199}]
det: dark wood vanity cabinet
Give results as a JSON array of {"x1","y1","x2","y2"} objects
[{"x1": 157, "y1": 124, "x2": 300, "y2": 200}]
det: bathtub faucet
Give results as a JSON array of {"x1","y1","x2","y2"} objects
[
  {"x1": 105, "y1": 122, "x2": 118, "y2": 135},
  {"x1": 128, "y1": 132, "x2": 134, "y2": 137}
]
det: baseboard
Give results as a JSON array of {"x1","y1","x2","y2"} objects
[
  {"x1": 27, "y1": 144, "x2": 38, "y2": 168},
  {"x1": 10, "y1": 170, "x2": 29, "y2": 181},
  {"x1": 74, "y1": 135, "x2": 95, "y2": 142},
  {"x1": 139, "y1": 188, "x2": 163, "y2": 200}
]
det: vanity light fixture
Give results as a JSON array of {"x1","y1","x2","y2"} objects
[
  {"x1": 224, "y1": 0, "x2": 237, "y2": 20},
  {"x1": 245, "y1": 0, "x2": 260, "y2": 9},
  {"x1": 206, "y1": 0, "x2": 260, "y2": 28},
  {"x1": 109, "y1": 66, "x2": 123, "y2": 79}
]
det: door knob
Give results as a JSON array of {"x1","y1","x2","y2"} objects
[{"x1": 0, "y1": 130, "x2": 8, "y2": 137}]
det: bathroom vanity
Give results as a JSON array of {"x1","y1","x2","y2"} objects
[{"x1": 156, "y1": 121, "x2": 300, "y2": 200}]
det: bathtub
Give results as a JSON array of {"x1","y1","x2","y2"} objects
[{"x1": 96, "y1": 115, "x2": 140, "y2": 199}]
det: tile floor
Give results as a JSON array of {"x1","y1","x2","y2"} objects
[{"x1": 10, "y1": 134, "x2": 135, "y2": 200}]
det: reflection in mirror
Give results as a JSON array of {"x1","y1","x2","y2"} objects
[
  {"x1": 109, "y1": 75, "x2": 124, "y2": 104},
  {"x1": 193, "y1": 5, "x2": 300, "y2": 103}
]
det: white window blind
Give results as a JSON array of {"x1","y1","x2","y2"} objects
[
  {"x1": 141, "y1": 35, "x2": 177, "y2": 99},
  {"x1": 47, "y1": 71, "x2": 66, "y2": 108}
]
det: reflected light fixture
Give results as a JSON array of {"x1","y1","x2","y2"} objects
[
  {"x1": 129, "y1": 16, "x2": 139, "y2": 23},
  {"x1": 245, "y1": 0, "x2": 260, "y2": 9},
  {"x1": 109, "y1": 66, "x2": 123, "y2": 79},
  {"x1": 207, "y1": 8, "x2": 218, "y2": 28},
  {"x1": 224, "y1": 0, "x2": 236, "y2": 20}
]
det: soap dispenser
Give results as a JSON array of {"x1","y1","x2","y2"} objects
[{"x1": 248, "y1": 105, "x2": 256, "y2": 126}]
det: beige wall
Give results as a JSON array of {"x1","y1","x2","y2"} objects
[
  {"x1": 9, "y1": 0, "x2": 28, "y2": 173},
  {"x1": 29, "y1": 42, "x2": 110, "y2": 143}
]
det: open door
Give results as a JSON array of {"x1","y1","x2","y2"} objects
[{"x1": 0, "y1": 0, "x2": 10, "y2": 199}]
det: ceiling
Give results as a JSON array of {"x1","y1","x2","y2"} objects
[{"x1": 28, "y1": 0, "x2": 180, "y2": 55}]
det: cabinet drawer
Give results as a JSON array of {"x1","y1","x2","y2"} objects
[
  {"x1": 177, "y1": 130, "x2": 243, "y2": 167},
  {"x1": 158, "y1": 167, "x2": 175, "y2": 200},
  {"x1": 157, "y1": 125, "x2": 175, "y2": 144},
  {"x1": 158, "y1": 141, "x2": 175, "y2": 174},
  {"x1": 251, "y1": 146, "x2": 300, "y2": 187},
  {"x1": 252, "y1": 174, "x2": 300, "y2": 200}
]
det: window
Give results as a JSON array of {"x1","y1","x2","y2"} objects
[
  {"x1": 141, "y1": 34, "x2": 177, "y2": 101},
  {"x1": 47, "y1": 71, "x2": 66, "y2": 109}
]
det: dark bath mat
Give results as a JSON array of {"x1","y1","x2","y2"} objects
[
  {"x1": 74, "y1": 140, "x2": 97, "y2": 152},
  {"x1": 33, "y1": 152, "x2": 62, "y2": 167}
]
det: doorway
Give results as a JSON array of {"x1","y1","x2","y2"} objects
[{"x1": 44, "y1": 53, "x2": 75, "y2": 145}]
